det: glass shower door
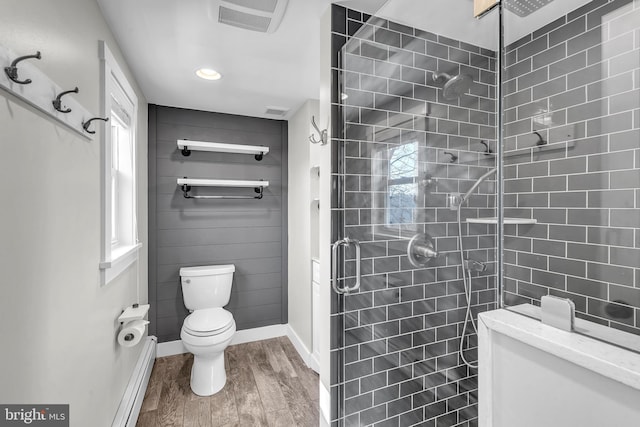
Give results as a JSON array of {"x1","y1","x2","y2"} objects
[
  {"x1": 501, "y1": 0, "x2": 640, "y2": 351},
  {"x1": 330, "y1": 2, "x2": 499, "y2": 425}
]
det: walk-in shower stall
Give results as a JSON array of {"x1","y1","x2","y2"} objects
[{"x1": 329, "y1": 0, "x2": 640, "y2": 425}]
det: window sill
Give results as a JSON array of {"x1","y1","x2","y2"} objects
[{"x1": 100, "y1": 242, "x2": 142, "y2": 286}]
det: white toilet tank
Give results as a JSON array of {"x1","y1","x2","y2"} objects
[{"x1": 180, "y1": 264, "x2": 235, "y2": 311}]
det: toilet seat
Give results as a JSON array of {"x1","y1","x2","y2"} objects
[{"x1": 183, "y1": 308, "x2": 234, "y2": 337}]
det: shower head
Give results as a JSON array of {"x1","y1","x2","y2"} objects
[
  {"x1": 432, "y1": 72, "x2": 474, "y2": 100},
  {"x1": 504, "y1": 0, "x2": 554, "y2": 17},
  {"x1": 460, "y1": 168, "x2": 497, "y2": 204}
]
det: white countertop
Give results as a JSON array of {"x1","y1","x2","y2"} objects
[{"x1": 479, "y1": 307, "x2": 640, "y2": 391}]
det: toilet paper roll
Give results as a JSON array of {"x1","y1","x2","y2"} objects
[{"x1": 118, "y1": 320, "x2": 149, "y2": 348}]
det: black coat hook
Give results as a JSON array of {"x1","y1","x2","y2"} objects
[
  {"x1": 533, "y1": 131, "x2": 547, "y2": 146},
  {"x1": 53, "y1": 87, "x2": 79, "y2": 113},
  {"x1": 480, "y1": 140, "x2": 493, "y2": 155},
  {"x1": 4, "y1": 51, "x2": 41, "y2": 85},
  {"x1": 82, "y1": 117, "x2": 109, "y2": 134},
  {"x1": 443, "y1": 151, "x2": 458, "y2": 163}
]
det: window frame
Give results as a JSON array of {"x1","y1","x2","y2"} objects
[{"x1": 98, "y1": 41, "x2": 141, "y2": 286}]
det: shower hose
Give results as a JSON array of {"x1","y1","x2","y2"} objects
[{"x1": 457, "y1": 205, "x2": 479, "y2": 370}]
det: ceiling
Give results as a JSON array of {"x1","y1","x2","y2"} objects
[
  {"x1": 97, "y1": 0, "x2": 592, "y2": 120},
  {"x1": 97, "y1": 0, "x2": 333, "y2": 120}
]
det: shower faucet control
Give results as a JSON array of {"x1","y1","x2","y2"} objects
[{"x1": 407, "y1": 233, "x2": 439, "y2": 268}]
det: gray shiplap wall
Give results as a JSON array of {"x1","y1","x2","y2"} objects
[{"x1": 148, "y1": 105, "x2": 288, "y2": 343}]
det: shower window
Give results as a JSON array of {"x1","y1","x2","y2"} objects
[{"x1": 386, "y1": 142, "x2": 419, "y2": 225}]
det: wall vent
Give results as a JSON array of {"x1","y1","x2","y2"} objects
[
  {"x1": 265, "y1": 106, "x2": 289, "y2": 116},
  {"x1": 215, "y1": 0, "x2": 289, "y2": 33}
]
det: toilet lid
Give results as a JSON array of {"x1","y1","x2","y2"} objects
[{"x1": 184, "y1": 308, "x2": 233, "y2": 336}]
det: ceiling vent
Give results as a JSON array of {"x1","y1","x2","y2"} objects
[
  {"x1": 265, "y1": 106, "x2": 289, "y2": 116},
  {"x1": 216, "y1": 0, "x2": 289, "y2": 33}
]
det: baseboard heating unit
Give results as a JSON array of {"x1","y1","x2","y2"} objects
[{"x1": 111, "y1": 336, "x2": 157, "y2": 427}]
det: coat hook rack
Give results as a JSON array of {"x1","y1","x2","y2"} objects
[
  {"x1": 309, "y1": 116, "x2": 328, "y2": 145},
  {"x1": 1, "y1": 44, "x2": 94, "y2": 139},
  {"x1": 82, "y1": 117, "x2": 109, "y2": 134},
  {"x1": 4, "y1": 51, "x2": 41, "y2": 84},
  {"x1": 52, "y1": 87, "x2": 79, "y2": 113}
]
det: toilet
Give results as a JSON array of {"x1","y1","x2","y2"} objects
[{"x1": 180, "y1": 264, "x2": 236, "y2": 396}]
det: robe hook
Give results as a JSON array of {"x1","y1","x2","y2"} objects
[
  {"x1": 53, "y1": 87, "x2": 79, "y2": 113},
  {"x1": 82, "y1": 117, "x2": 109, "y2": 134},
  {"x1": 309, "y1": 116, "x2": 328, "y2": 145},
  {"x1": 533, "y1": 131, "x2": 547, "y2": 146},
  {"x1": 4, "y1": 51, "x2": 41, "y2": 85}
]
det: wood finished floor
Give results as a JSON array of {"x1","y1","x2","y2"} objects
[{"x1": 136, "y1": 337, "x2": 320, "y2": 427}]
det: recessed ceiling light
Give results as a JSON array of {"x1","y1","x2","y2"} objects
[{"x1": 196, "y1": 68, "x2": 222, "y2": 80}]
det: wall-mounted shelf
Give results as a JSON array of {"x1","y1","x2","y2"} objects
[
  {"x1": 177, "y1": 139, "x2": 269, "y2": 160},
  {"x1": 467, "y1": 217, "x2": 537, "y2": 225},
  {"x1": 177, "y1": 178, "x2": 269, "y2": 200}
]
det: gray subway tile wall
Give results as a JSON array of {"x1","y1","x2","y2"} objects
[
  {"x1": 331, "y1": 5, "x2": 497, "y2": 426},
  {"x1": 503, "y1": 0, "x2": 640, "y2": 334}
]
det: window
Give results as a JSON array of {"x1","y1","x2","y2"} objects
[
  {"x1": 387, "y1": 142, "x2": 419, "y2": 225},
  {"x1": 99, "y1": 41, "x2": 140, "y2": 285},
  {"x1": 372, "y1": 141, "x2": 422, "y2": 237}
]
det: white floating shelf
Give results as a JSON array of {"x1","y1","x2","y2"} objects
[
  {"x1": 467, "y1": 217, "x2": 537, "y2": 225},
  {"x1": 177, "y1": 139, "x2": 269, "y2": 158},
  {"x1": 177, "y1": 178, "x2": 269, "y2": 188}
]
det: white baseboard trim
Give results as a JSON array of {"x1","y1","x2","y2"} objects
[
  {"x1": 320, "y1": 381, "x2": 331, "y2": 426},
  {"x1": 286, "y1": 325, "x2": 320, "y2": 373},
  {"x1": 156, "y1": 339, "x2": 186, "y2": 358},
  {"x1": 232, "y1": 324, "x2": 287, "y2": 345},
  {"x1": 156, "y1": 324, "x2": 288, "y2": 358},
  {"x1": 112, "y1": 336, "x2": 157, "y2": 427}
]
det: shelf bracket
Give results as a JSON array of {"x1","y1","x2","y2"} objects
[
  {"x1": 181, "y1": 146, "x2": 191, "y2": 156},
  {"x1": 254, "y1": 186, "x2": 264, "y2": 199}
]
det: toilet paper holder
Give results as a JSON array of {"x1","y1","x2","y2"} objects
[
  {"x1": 118, "y1": 303, "x2": 150, "y2": 325},
  {"x1": 117, "y1": 304, "x2": 150, "y2": 347}
]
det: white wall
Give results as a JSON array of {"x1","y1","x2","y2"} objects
[
  {"x1": 287, "y1": 99, "x2": 319, "y2": 353},
  {"x1": 0, "y1": 1, "x2": 148, "y2": 426}
]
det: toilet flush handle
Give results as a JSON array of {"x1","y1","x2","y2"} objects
[{"x1": 184, "y1": 279, "x2": 191, "y2": 284}]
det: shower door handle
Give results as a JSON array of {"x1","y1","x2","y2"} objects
[{"x1": 331, "y1": 238, "x2": 361, "y2": 294}]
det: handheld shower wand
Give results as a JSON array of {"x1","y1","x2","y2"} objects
[
  {"x1": 456, "y1": 167, "x2": 497, "y2": 369},
  {"x1": 460, "y1": 168, "x2": 497, "y2": 204}
]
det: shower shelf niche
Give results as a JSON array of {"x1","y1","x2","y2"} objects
[
  {"x1": 177, "y1": 139, "x2": 269, "y2": 160},
  {"x1": 467, "y1": 217, "x2": 537, "y2": 225}
]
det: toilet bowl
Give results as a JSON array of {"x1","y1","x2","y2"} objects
[
  {"x1": 180, "y1": 307, "x2": 236, "y2": 396},
  {"x1": 180, "y1": 264, "x2": 236, "y2": 396}
]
